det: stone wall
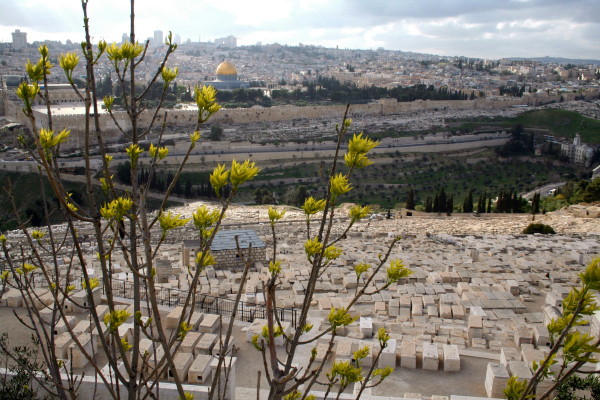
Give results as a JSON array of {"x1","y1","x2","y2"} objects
[
  {"x1": 32, "y1": 88, "x2": 84, "y2": 106},
  {"x1": 212, "y1": 247, "x2": 267, "y2": 269},
  {"x1": 44, "y1": 97, "x2": 529, "y2": 149},
  {"x1": 182, "y1": 242, "x2": 266, "y2": 269},
  {"x1": 5, "y1": 92, "x2": 599, "y2": 149}
]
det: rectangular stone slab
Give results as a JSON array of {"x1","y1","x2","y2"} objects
[
  {"x1": 336, "y1": 338, "x2": 353, "y2": 361},
  {"x1": 166, "y1": 306, "x2": 184, "y2": 330},
  {"x1": 485, "y1": 362, "x2": 510, "y2": 398},
  {"x1": 507, "y1": 360, "x2": 533, "y2": 380},
  {"x1": 443, "y1": 343, "x2": 460, "y2": 372},
  {"x1": 199, "y1": 313, "x2": 219, "y2": 333},
  {"x1": 500, "y1": 347, "x2": 521, "y2": 366},
  {"x1": 195, "y1": 333, "x2": 218, "y2": 356},
  {"x1": 68, "y1": 333, "x2": 95, "y2": 368},
  {"x1": 181, "y1": 331, "x2": 202, "y2": 354},
  {"x1": 188, "y1": 354, "x2": 212, "y2": 383},
  {"x1": 168, "y1": 352, "x2": 193, "y2": 381},
  {"x1": 422, "y1": 342, "x2": 439, "y2": 371},
  {"x1": 379, "y1": 339, "x2": 397, "y2": 368}
]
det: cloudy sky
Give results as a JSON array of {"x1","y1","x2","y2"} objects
[{"x1": 1, "y1": 0, "x2": 598, "y2": 60}]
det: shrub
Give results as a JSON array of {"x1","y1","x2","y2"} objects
[{"x1": 522, "y1": 223, "x2": 556, "y2": 234}]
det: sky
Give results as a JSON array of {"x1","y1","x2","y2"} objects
[{"x1": 0, "y1": 0, "x2": 599, "y2": 60}]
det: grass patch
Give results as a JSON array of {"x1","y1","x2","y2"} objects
[
  {"x1": 449, "y1": 109, "x2": 600, "y2": 144},
  {"x1": 512, "y1": 109, "x2": 600, "y2": 143}
]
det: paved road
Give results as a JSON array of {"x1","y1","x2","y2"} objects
[
  {"x1": 56, "y1": 173, "x2": 188, "y2": 204},
  {"x1": 1, "y1": 134, "x2": 510, "y2": 173},
  {"x1": 522, "y1": 182, "x2": 565, "y2": 199}
]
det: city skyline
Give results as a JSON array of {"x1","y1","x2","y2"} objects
[{"x1": 0, "y1": 0, "x2": 599, "y2": 60}]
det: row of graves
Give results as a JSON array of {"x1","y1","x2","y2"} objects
[
  {"x1": 245, "y1": 231, "x2": 600, "y2": 398},
  {"x1": 2, "y1": 220, "x2": 600, "y2": 398}
]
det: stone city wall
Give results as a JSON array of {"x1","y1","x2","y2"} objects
[
  {"x1": 32, "y1": 88, "x2": 83, "y2": 106},
  {"x1": 6, "y1": 92, "x2": 599, "y2": 150},
  {"x1": 47, "y1": 97, "x2": 528, "y2": 148}
]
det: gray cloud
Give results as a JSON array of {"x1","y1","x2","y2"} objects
[{"x1": 0, "y1": 0, "x2": 598, "y2": 60}]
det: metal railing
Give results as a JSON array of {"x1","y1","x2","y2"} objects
[
  {"x1": 0, "y1": 265, "x2": 299, "y2": 327},
  {"x1": 106, "y1": 278, "x2": 298, "y2": 328}
]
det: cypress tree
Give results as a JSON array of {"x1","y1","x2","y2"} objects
[
  {"x1": 481, "y1": 192, "x2": 487, "y2": 213},
  {"x1": 496, "y1": 191, "x2": 503, "y2": 213},
  {"x1": 464, "y1": 190, "x2": 473, "y2": 213},
  {"x1": 439, "y1": 188, "x2": 446, "y2": 214},
  {"x1": 531, "y1": 192, "x2": 540, "y2": 215},
  {"x1": 446, "y1": 195, "x2": 453, "y2": 216},
  {"x1": 425, "y1": 197, "x2": 433, "y2": 213},
  {"x1": 406, "y1": 189, "x2": 415, "y2": 210},
  {"x1": 518, "y1": 196, "x2": 525, "y2": 213},
  {"x1": 476, "y1": 191, "x2": 488, "y2": 214},
  {"x1": 500, "y1": 191, "x2": 509, "y2": 213},
  {"x1": 487, "y1": 197, "x2": 492, "y2": 213},
  {"x1": 482, "y1": 196, "x2": 486, "y2": 213},
  {"x1": 184, "y1": 180, "x2": 192, "y2": 198}
]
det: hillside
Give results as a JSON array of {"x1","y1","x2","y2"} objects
[
  {"x1": 450, "y1": 108, "x2": 600, "y2": 144},
  {"x1": 514, "y1": 109, "x2": 600, "y2": 143}
]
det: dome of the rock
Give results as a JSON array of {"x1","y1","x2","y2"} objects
[{"x1": 216, "y1": 61, "x2": 237, "y2": 76}]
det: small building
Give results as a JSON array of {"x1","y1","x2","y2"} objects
[{"x1": 182, "y1": 229, "x2": 266, "y2": 269}]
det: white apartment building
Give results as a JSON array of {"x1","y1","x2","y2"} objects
[{"x1": 561, "y1": 134, "x2": 595, "y2": 167}]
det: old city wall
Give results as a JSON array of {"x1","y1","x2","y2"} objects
[
  {"x1": 136, "y1": 98, "x2": 528, "y2": 128},
  {"x1": 2, "y1": 96, "x2": 546, "y2": 149},
  {"x1": 131, "y1": 97, "x2": 529, "y2": 128}
]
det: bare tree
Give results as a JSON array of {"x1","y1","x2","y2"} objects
[
  {"x1": 1, "y1": 1, "x2": 256, "y2": 399},
  {"x1": 0, "y1": 2, "x2": 413, "y2": 400}
]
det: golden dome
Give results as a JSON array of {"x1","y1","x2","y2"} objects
[{"x1": 216, "y1": 61, "x2": 237, "y2": 75}]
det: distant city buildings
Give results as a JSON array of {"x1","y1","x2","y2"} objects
[
  {"x1": 11, "y1": 29, "x2": 27, "y2": 50},
  {"x1": 561, "y1": 134, "x2": 595, "y2": 167},
  {"x1": 214, "y1": 35, "x2": 236, "y2": 48}
]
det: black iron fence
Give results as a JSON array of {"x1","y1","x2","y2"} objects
[
  {"x1": 106, "y1": 278, "x2": 298, "y2": 328},
  {"x1": 0, "y1": 266, "x2": 299, "y2": 327}
]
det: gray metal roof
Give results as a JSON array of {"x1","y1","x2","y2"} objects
[{"x1": 209, "y1": 230, "x2": 265, "y2": 251}]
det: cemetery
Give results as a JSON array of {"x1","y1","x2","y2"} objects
[{"x1": 0, "y1": 203, "x2": 599, "y2": 399}]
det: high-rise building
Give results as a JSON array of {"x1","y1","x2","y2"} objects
[
  {"x1": 153, "y1": 30, "x2": 163, "y2": 47},
  {"x1": 174, "y1": 34, "x2": 181, "y2": 45},
  {"x1": 11, "y1": 29, "x2": 27, "y2": 50},
  {"x1": 121, "y1": 33, "x2": 129, "y2": 44},
  {"x1": 214, "y1": 35, "x2": 236, "y2": 48}
]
